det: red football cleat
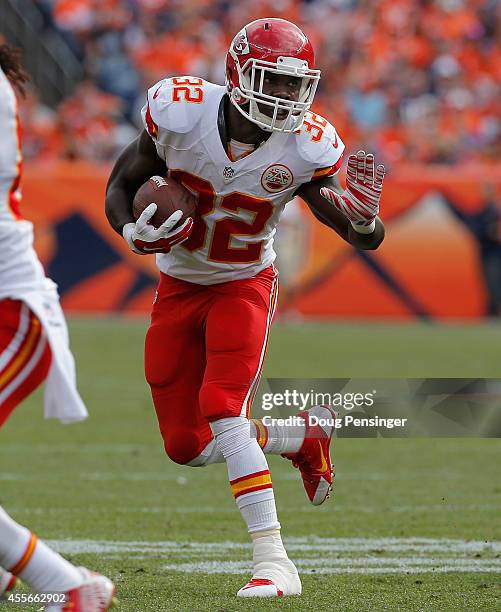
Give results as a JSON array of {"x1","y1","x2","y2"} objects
[{"x1": 282, "y1": 405, "x2": 337, "y2": 505}]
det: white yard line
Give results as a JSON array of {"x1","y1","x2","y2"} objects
[
  {"x1": 161, "y1": 560, "x2": 501, "y2": 575},
  {"x1": 8, "y1": 503, "x2": 500, "y2": 516},
  {"x1": 41, "y1": 537, "x2": 501, "y2": 575},
  {"x1": 0, "y1": 444, "x2": 148, "y2": 454},
  {"x1": 79, "y1": 473, "x2": 189, "y2": 483},
  {"x1": 43, "y1": 538, "x2": 501, "y2": 573},
  {"x1": 45, "y1": 537, "x2": 501, "y2": 555}
]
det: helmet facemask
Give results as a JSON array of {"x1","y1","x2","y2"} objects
[{"x1": 229, "y1": 54, "x2": 320, "y2": 133}]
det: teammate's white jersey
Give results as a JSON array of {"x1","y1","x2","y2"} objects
[
  {"x1": 141, "y1": 76, "x2": 345, "y2": 285},
  {"x1": 0, "y1": 67, "x2": 46, "y2": 297},
  {"x1": 0, "y1": 67, "x2": 87, "y2": 423}
]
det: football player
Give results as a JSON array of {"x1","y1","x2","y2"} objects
[
  {"x1": 0, "y1": 42, "x2": 115, "y2": 610},
  {"x1": 106, "y1": 18, "x2": 385, "y2": 598}
]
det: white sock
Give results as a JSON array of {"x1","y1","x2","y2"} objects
[
  {"x1": 251, "y1": 418, "x2": 305, "y2": 454},
  {"x1": 186, "y1": 438, "x2": 224, "y2": 466},
  {"x1": 0, "y1": 507, "x2": 82, "y2": 592},
  {"x1": 190, "y1": 417, "x2": 307, "y2": 465},
  {"x1": 211, "y1": 417, "x2": 280, "y2": 533},
  {"x1": 239, "y1": 494, "x2": 279, "y2": 534}
]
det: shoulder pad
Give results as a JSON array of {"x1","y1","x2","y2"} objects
[
  {"x1": 295, "y1": 111, "x2": 345, "y2": 174},
  {"x1": 141, "y1": 77, "x2": 223, "y2": 145}
]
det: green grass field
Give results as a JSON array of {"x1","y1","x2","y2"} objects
[{"x1": 1, "y1": 319, "x2": 500, "y2": 611}]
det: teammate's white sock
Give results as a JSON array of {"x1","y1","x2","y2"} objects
[
  {"x1": 251, "y1": 418, "x2": 305, "y2": 454},
  {"x1": 0, "y1": 507, "x2": 82, "y2": 592},
  {"x1": 211, "y1": 417, "x2": 280, "y2": 533}
]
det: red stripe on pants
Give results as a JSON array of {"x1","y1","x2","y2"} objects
[{"x1": 0, "y1": 299, "x2": 52, "y2": 427}]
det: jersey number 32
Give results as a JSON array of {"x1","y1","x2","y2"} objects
[{"x1": 170, "y1": 170, "x2": 274, "y2": 264}]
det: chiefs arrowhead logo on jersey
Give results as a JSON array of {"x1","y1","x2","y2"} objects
[
  {"x1": 232, "y1": 29, "x2": 250, "y2": 55},
  {"x1": 261, "y1": 164, "x2": 294, "y2": 193}
]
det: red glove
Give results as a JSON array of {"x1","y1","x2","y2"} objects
[{"x1": 320, "y1": 150, "x2": 385, "y2": 233}]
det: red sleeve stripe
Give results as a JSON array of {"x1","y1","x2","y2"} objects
[
  {"x1": 145, "y1": 100, "x2": 158, "y2": 139},
  {"x1": 311, "y1": 153, "x2": 344, "y2": 180}
]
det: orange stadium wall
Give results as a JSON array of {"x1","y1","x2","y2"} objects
[{"x1": 22, "y1": 162, "x2": 501, "y2": 319}]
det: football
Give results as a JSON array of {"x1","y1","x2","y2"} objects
[{"x1": 133, "y1": 175, "x2": 196, "y2": 229}]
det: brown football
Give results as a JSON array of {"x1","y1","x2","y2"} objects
[{"x1": 133, "y1": 175, "x2": 196, "y2": 229}]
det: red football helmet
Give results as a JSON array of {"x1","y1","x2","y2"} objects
[{"x1": 226, "y1": 18, "x2": 320, "y2": 133}]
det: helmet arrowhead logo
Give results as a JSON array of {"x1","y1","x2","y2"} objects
[{"x1": 232, "y1": 30, "x2": 250, "y2": 55}]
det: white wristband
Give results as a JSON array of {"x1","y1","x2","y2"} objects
[{"x1": 350, "y1": 219, "x2": 376, "y2": 234}]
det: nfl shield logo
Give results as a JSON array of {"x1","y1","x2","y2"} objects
[{"x1": 223, "y1": 166, "x2": 235, "y2": 181}]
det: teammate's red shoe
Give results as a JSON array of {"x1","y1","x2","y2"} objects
[
  {"x1": 282, "y1": 405, "x2": 336, "y2": 506},
  {"x1": 0, "y1": 569, "x2": 18, "y2": 598},
  {"x1": 45, "y1": 567, "x2": 116, "y2": 612}
]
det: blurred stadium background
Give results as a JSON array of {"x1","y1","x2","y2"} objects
[{"x1": 1, "y1": 0, "x2": 501, "y2": 320}]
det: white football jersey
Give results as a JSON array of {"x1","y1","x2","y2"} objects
[
  {"x1": 141, "y1": 76, "x2": 345, "y2": 285},
  {"x1": 0, "y1": 67, "x2": 46, "y2": 297},
  {"x1": 0, "y1": 67, "x2": 88, "y2": 424}
]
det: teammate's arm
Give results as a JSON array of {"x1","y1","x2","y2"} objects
[
  {"x1": 105, "y1": 129, "x2": 165, "y2": 236},
  {"x1": 298, "y1": 153, "x2": 385, "y2": 251}
]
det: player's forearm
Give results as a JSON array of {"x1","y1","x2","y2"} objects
[
  {"x1": 105, "y1": 183, "x2": 135, "y2": 236},
  {"x1": 307, "y1": 201, "x2": 350, "y2": 241},
  {"x1": 105, "y1": 142, "x2": 140, "y2": 235},
  {"x1": 301, "y1": 153, "x2": 386, "y2": 251},
  {"x1": 308, "y1": 203, "x2": 384, "y2": 250},
  {"x1": 105, "y1": 131, "x2": 168, "y2": 236}
]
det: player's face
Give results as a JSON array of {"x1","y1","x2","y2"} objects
[{"x1": 257, "y1": 72, "x2": 302, "y2": 120}]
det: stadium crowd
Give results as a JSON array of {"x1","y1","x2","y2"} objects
[{"x1": 20, "y1": 0, "x2": 501, "y2": 165}]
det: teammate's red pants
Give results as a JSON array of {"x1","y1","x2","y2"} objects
[
  {"x1": 0, "y1": 299, "x2": 52, "y2": 427},
  {"x1": 145, "y1": 265, "x2": 278, "y2": 465}
]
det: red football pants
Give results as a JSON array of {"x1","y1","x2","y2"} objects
[
  {"x1": 145, "y1": 265, "x2": 278, "y2": 465},
  {"x1": 0, "y1": 299, "x2": 52, "y2": 427}
]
